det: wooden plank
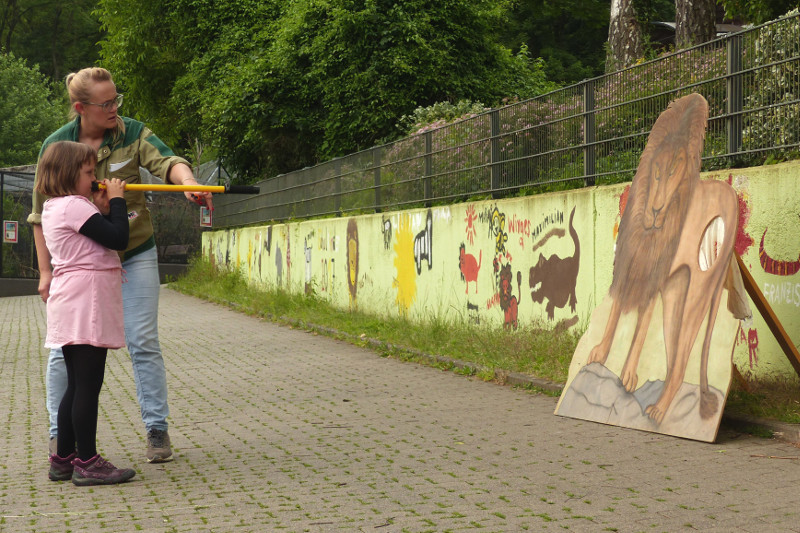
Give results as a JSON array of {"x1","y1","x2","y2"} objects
[
  {"x1": 735, "y1": 252, "x2": 800, "y2": 378},
  {"x1": 731, "y1": 363, "x2": 750, "y2": 393}
]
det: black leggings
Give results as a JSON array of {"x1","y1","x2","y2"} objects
[{"x1": 57, "y1": 344, "x2": 107, "y2": 461}]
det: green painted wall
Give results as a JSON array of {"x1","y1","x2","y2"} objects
[{"x1": 203, "y1": 160, "x2": 800, "y2": 381}]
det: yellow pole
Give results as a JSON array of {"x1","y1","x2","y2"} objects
[{"x1": 94, "y1": 183, "x2": 227, "y2": 193}]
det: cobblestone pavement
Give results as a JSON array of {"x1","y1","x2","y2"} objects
[{"x1": 2, "y1": 288, "x2": 800, "y2": 533}]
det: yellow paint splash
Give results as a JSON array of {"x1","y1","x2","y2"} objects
[
  {"x1": 235, "y1": 231, "x2": 241, "y2": 270},
  {"x1": 393, "y1": 213, "x2": 417, "y2": 313},
  {"x1": 247, "y1": 241, "x2": 254, "y2": 278}
]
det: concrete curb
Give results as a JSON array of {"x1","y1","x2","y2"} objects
[{"x1": 721, "y1": 412, "x2": 800, "y2": 444}]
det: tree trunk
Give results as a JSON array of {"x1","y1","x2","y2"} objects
[
  {"x1": 606, "y1": 0, "x2": 643, "y2": 72},
  {"x1": 675, "y1": 0, "x2": 717, "y2": 49}
]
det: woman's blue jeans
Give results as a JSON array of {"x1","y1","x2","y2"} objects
[{"x1": 47, "y1": 246, "x2": 169, "y2": 437}]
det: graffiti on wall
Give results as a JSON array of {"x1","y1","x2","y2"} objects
[
  {"x1": 735, "y1": 323, "x2": 760, "y2": 369},
  {"x1": 458, "y1": 244, "x2": 481, "y2": 294},
  {"x1": 468, "y1": 202, "x2": 582, "y2": 328},
  {"x1": 382, "y1": 216, "x2": 392, "y2": 250},
  {"x1": 528, "y1": 207, "x2": 580, "y2": 321},
  {"x1": 488, "y1": 207, "x2": 509, "y2": 257},
  {"x1": 316, "y1": 228, "x2": 337, "y2": 294},
  {"x1": 759, "y1": 227, "x2": 800, "y2": 276},
  {"x1": 393, "y1": 213, "x2": 417, "y2": 313},
  {"x1": 464, "y1": 205, "x2": 478, "y2": 245},
  {"x1": 497, "y1": 261, "x2": 521, "y2": 330},
  {"x1": 413, "y1": 210, "x2": 433, "y2": 275},
  {"x1": 477, "y1": 205, "x2": 521, "y2": 328},
  {"x1": 304, "y1": 232, "x2": 314, "y2": 294},
  {"x1": 346, "y1": 219, "x2": 359, "y2": 304},
  {"x1": 202, "y1": 180, "x2": 577, "y2": 334},
  {"x1": 727, "y1": 175, "x2": 754, "y2": 256}
]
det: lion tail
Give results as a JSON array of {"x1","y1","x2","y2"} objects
[{"x1": 699, "y1": 389, "x2": 719, "y2": 420}]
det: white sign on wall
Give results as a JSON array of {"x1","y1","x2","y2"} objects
[{"x1": 3, "y1": 220, "x2": 17, "y2": 243}]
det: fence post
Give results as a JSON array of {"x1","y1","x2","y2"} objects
[
  {"x1": 0, "y1": 172, "x2": 4, "y2": 277},
  {"x1": 424, "y1": 132, "x2": 432, "y2": 207},
  {"x1": 373, "y1": 147, "x2": 382, "y2": 213},
  {"x1": 726, "y1": 33, "x2": 744, "y2": 158},
  {"x1": 490, "y1": 109, "x2": 501, "y2": 196},
  {"x1": 583, "y1": 80, "x2": 596, "y2": 187},
  {"x1": 334, "y1": 159, "x2": 342, "y2": 215}
]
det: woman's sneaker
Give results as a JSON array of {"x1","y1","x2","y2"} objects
[
  {"x1": 48, "y1": 452, "x2": 76, "y2": 481},
  {"x1": 72, "y1": 455, "x2": 136, "y2": 486},
  {"x1": 146, "y1": 428, "x2": 173, "y2": 463}
]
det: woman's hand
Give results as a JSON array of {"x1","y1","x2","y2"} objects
[
  {"x1": 169, "y1": 163, "x2": 214, "y2": 210},
  {"x1": 184, "y1": 189, "x2": 214, "y2": 210}
]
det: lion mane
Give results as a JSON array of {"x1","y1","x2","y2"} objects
[{"x1": 610, "y1": 94, "x2": 708, "y2": 313}]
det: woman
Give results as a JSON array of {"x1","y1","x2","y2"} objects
[{"x1": 29, "y1": 67, "x2": 212, "y2": 463}]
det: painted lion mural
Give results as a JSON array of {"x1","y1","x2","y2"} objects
[{"x1": 582, "y1": 93, "x2": 738, "y2": 426}]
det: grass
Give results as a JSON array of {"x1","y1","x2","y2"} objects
[
  {"x1": 170, "y1": 259, "x2": 576, "y2": 387},
  {"x1": 170, "y1": 258, "x2": 800, "y2": 426},
  {"x1": 726, "y1": 375, "x2": 800, "y2": 425}
]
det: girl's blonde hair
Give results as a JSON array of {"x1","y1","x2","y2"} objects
[
  {"x1": 35, "y1": 141, "x2": 98, "y2": 197},
  {"x1": 65, "y1": 67, "x2": 125, "y2": 140}
]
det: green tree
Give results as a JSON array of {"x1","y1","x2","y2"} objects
[
  {"x1": 498, "y1": 0, "x2": 611, "y2": 83},
  {"x1": 97, "y1": 0, "x2": 558, "y2": 180},
  {"x1": 0, "y1": 52, "x2": 66, "y2": 167},
  {"x1": 96, "y1": 0, "x2": 277, "y2": 150},
  {"x1": 607, "y1": 0, "x2": 644, "y2": 71},
  {"x1": 675, "y1": 0, "x2": 717, "y2": 48},
  {"x1": 718, "y1": 0, "x2": 799, "y2": 24},
  {"x1": 0, "y1": 0, "x2": 102, "y2": 80}
]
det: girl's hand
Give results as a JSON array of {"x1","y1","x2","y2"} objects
[{"x1": 104, "y1": 178, "x2": 126, "y2": 199}]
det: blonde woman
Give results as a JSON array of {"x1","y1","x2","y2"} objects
[{"x1": 29, "y1": 67, "x2": 212, "y2": 463}]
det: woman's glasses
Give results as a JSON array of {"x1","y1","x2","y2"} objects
[{"x1": 82, "y1": 93, "x2": 124, "y2": 112}]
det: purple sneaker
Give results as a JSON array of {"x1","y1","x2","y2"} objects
[
  {"x1": 71, "y1": 454, "x2": 136, "y2": 486},
  {"x1": 49, "y1": 453, "x2": 76, "y2": 481}
]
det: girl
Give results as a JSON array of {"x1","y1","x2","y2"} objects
[{"x1": 37, "y1": 140, "x2": 135, "y2": 486}]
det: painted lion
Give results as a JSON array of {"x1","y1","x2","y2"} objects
[{"x1": 587, "y1": 93, "x2": 739, "y2": 424}]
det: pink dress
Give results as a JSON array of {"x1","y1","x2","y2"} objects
[{"x1": 42, "y1": 196, "x2": 126, "y2": 349}]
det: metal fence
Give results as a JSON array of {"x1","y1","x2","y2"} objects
[
  {"x1": 0, "y1": 161, "x2": 228, "y2": 278},
  {"x1": 0, "y1": 170, "x2": 36, "y2": 278},
  {"x1": 214, "y1": 11, "x2": 800, "y2": 228}
]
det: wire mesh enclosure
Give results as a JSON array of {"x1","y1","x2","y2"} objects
[{"x1": 0, "y1": 170, "x2": 36, "y2": 278}]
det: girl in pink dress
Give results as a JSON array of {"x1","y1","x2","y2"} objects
[{"x1": 36, "y1": 140, "x2": 136, "y2": 486}]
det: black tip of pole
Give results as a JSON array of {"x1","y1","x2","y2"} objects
[{"x1": 225, "y1": 185, "x2": 260, "y2": 194}]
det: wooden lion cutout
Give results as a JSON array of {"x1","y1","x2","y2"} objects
[{"x1": 555, "y1": 93, "x2": 744, "y2": 442}]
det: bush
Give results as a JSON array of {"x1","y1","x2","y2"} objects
[
  {"x1": 743, "y1": 9, "x2": 800, "y2": 159},
  {"x1": 0, "y1": 52, "x2": 66, "y2": 167}
]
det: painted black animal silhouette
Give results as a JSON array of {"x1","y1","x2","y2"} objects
[{"x1": 529, "y1": 207, "x2": 579, "y2": 320}]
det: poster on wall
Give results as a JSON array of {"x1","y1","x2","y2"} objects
[
  {"x1": 554, "y1": 94, "x2": 750, "y2": 443},
  {"x1": 3, "y1": 221, "x2": 17, "y2": 243}
]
